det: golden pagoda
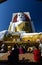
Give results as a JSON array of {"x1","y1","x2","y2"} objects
[{"x1": 0, "y1": 12, "x2": 42, "y2": 46}]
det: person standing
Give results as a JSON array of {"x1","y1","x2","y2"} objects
[
  {"x1": 19, "y1": 45, "x2": 23, "y2": 54},
  {"x1": 33, "y1": 45, "x2": 41, "y2": 62},
  {"x1": 39, "y1": 41, "x2": 42, "y2": 55},
  {"x1": 8, "y1": 44, "x2": 19, "y2": 64}
]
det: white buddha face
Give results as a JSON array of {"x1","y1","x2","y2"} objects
[{"x1": 17, "y1": 13, "x2": 25, "y2": 21}]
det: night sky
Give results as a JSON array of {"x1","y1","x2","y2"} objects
[{"x1": 0, "y1": 0, "x2": 42, "y2": 32}]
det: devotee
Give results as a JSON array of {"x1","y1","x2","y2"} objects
[
  {"x1": 39, "y1": 41, "x2": 42, "y2": 55},
  {"x1": 33, "y1": 45, "x2": 41, "y2": 62},
  {"x1": 8, "y1": 44, "x2": 19, "y2": 64},
  {"x1": 19, "y1": 45, "x2": 24, "y2": 54}
]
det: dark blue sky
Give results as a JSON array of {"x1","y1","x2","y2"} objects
[{"x1": 0, "y1": 0, "x2": 42, "y2": 32}]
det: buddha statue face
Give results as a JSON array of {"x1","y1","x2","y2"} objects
[{"x1": 17, "y1": 13, "x2": 25, "y2": 21}]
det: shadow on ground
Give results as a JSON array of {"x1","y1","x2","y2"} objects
[{"x1": 0, "y1": 60, "x2": 42, "y2": 65}]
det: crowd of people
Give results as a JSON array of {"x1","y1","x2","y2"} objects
[
  {"x1": 0, "y1": 41, "x2": 42, "y2": 63},
  {"x1": 8, "y1": 42, "x2": 42, "y2": 63}
]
